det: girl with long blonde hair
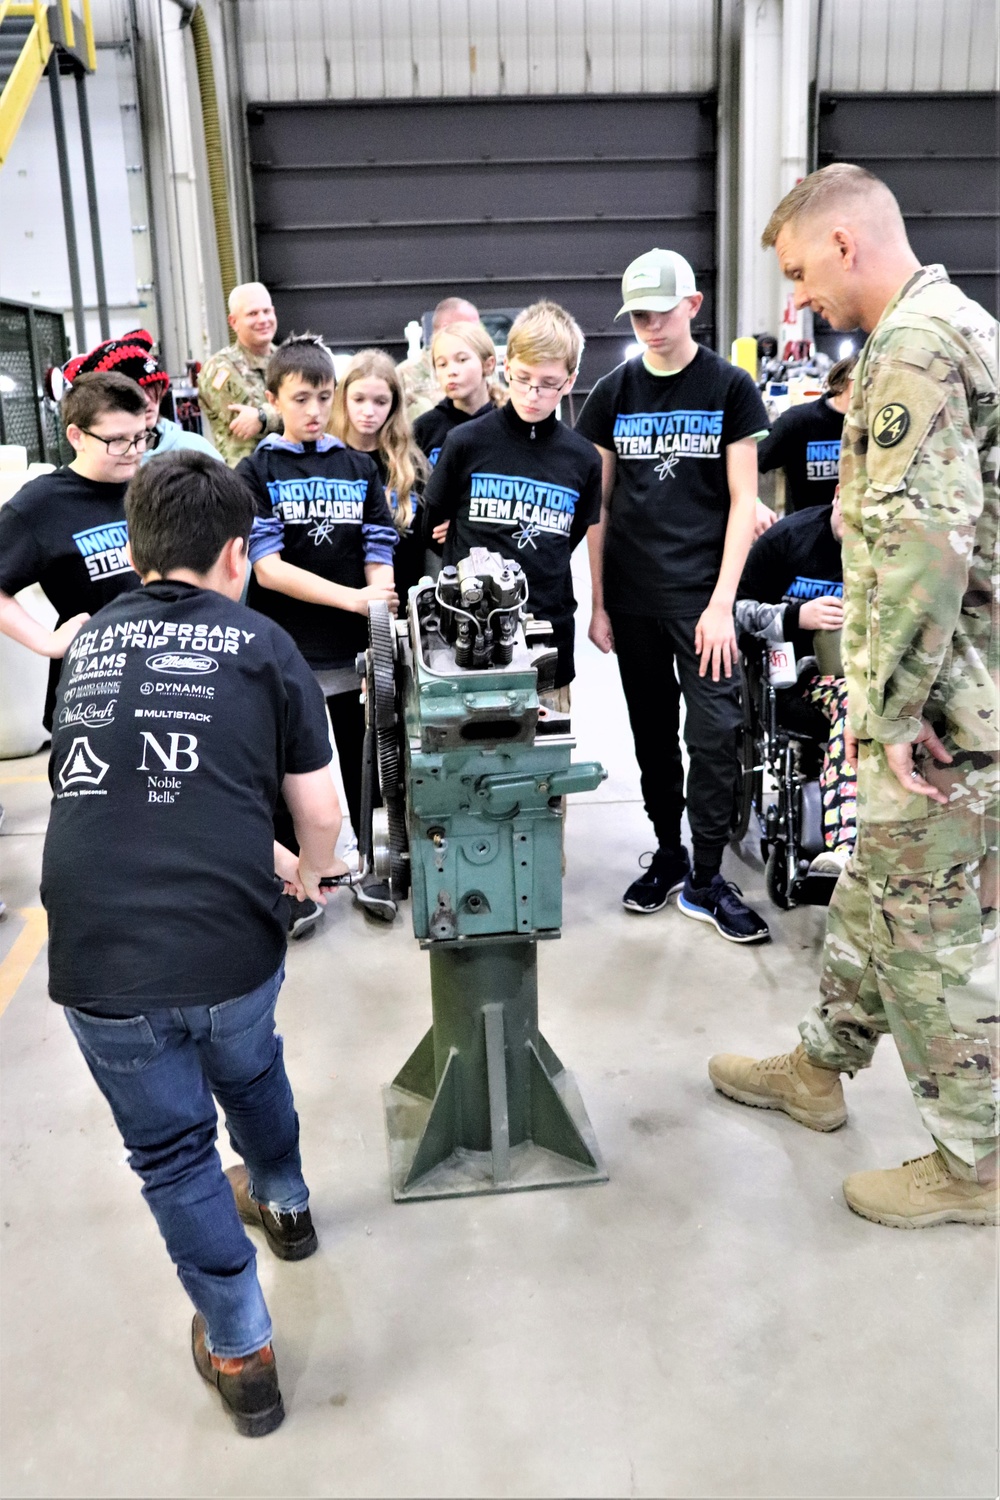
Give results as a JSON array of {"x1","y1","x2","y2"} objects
[{"x1": 332, "y1": 349, "x2": 429, "y2": 596}]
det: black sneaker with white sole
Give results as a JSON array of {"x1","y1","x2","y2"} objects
[
  {"x1": 287, "y1": 897, "x2": 322, "y2": 940},
  {"x1": 678, "y1": 874, "x2": 770, "y2": 944},
  {"x1": 353, "y1": 878, "x2": 397, "y2": 923},
  {"x1": 622, "y1": 846, "x2": 691, "y2": 914}
]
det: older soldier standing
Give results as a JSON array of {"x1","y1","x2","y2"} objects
[
  {"x1": 397, "y1": 295, "x2": 480, "y2": 421},
  {"x1": 708, "y1": 163, "x2": 998, "y2": 1227},
  {"x1": 199, "y1": 283, "x2": 282, "y2": 465}
]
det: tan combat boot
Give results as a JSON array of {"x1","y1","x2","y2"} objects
[
  {"x1": 708, "y1": 1042, "x2": 847, "y2": 1131},
  {"x1": 843, "y1": 1151, "x2": 1000, "y2": 1228}
]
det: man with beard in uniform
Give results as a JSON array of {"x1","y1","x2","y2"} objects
[{"x1": 708, "y1": 163, "x2": 998, "y2": 1227}]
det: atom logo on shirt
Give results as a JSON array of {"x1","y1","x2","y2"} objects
[
  {"x1": 468, "y1": 472, "x2": 578, "y2": 539},
  {"x1": 612, "y1": 410, "x2": 723, "y2": 461}
]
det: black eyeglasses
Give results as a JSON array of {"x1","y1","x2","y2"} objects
[{"x1": 80, "y1": 427, "x2": 158, "y2": 456}]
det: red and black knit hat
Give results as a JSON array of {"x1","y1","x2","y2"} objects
[{"x1": 47, "y1": 329, "x2": 170, "y2": 401}]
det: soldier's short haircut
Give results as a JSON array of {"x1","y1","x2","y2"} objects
[
  {"x1": 432, "y1": 295, "x2": 479, "y2": 329},
  {"x1": 125, "y1": 452, "x2": 253, "y2": 576},
  {"x1": 265, "y1": 333, "x2": 336, "y2": 395},
  {"x1": 761, "y1": 163, "x2": 902, "y2": 249},
  {"x1": 506, "y1": 300, "x2": 584, "y2": 376},
  {"x1": 62, "y1": 371, "x2": 147, "y2": 433},
  {"x1": 228, "y1": 281, "x2": 271, "y2": 315}
]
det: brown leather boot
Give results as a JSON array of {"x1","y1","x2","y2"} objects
[
  {"x1": 225, "y1": 1163, "x2": 318, "y2": 1261},
  {"x1": 191, "y1": 1314, "x2": 284, "y2": 1437},
  {"x1": 708, "y1": 1041, "x2": 847, "y2": 1130}
]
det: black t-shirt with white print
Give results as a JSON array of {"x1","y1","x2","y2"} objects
[
  {"x1": 756, "y1": 396, "x2": 844, "y2": 513},
  {"x1": 0, "y1": 467, "x2": 141, "y2": 727},
  {"x1": 238, "y1": 435, "x2": 397, "y2": 670},
  {"x1": 412, "y1": 398, "x2": 494, "y2": 469},
  {"x1": 41, "y1": 580, "x2": 332, "y2": 1012},
  {"x1": 575, "y1": 348, "x2": 769, "y2": 616},
  {"x1": 421, "y1": 402, "x2": 602, "y2": 687}
]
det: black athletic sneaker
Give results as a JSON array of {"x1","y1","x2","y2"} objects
[
  {"x1": 678, "y1": 874, "x2": 770, "y2": 944},
  {"x1": 622, "y1": 846, "x2": 691, "y2": 914},
  {"x1": 353, "y1": 878, "x2": 397, "y2": 923},
  {"x1": 287, "y1": 897, "x2": 321, "y2": 940}
]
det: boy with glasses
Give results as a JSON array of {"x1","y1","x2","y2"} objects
[
  {"x1": 0, "y1": 371, "x2": 149, "y2": 728},
  {"x1": 422, "y1": 301, "x2": 602, "y2": 697},
  {"x1": 576, "y1": 249, "x2": 771, "y2": 943}
]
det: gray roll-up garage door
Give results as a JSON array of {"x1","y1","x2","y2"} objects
[
  {"x1": 818, "y1": 92, "x2": 999, "y2": 320},
  {"x1": 248, "y1": 94, "x2": 717, "y2": 396}
]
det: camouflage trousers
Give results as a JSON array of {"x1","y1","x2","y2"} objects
[{"x1": 799, "y1": 746, "x2": 999, "y2": 1182}]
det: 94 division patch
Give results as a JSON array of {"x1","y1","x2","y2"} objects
[{"x1": 872, "y1": 403, "x2": 910, "y2": 448}]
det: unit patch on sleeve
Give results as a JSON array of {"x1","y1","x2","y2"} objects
[{"x1": 871, "y1": 403, "x2": 910, "y2": 448}]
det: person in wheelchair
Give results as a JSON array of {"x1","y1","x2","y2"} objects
[{"x1": 735, "y1": 489, "x2": 855, "y2": 878}]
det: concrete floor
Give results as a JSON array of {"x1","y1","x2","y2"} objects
[{"x1": 1, "y1": 561, "x2": 997, "y2": 1499}]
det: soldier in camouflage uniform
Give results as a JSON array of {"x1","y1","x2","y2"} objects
[
  {"x1": 199, "y1": 283, "x2": 282, "y2": 466},
  {"x1": 708, "y1": 164, "x2": 998, "y2": 1228}
]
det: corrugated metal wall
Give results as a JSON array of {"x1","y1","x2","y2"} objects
[{"x1": 819, "y1": 0, "x2": 999, "y2": 93}]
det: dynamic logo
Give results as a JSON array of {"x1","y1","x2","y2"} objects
[
  {"x1": 146, "y1": 653, "x2": 219, "y2": 675},
  {"x1": 58, "y1": 736, "x2": 110, "y2": 789}
]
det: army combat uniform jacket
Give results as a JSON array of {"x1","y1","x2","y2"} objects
[
  {"x1": 198, "y1": 341, "x2": 282, "y2": 466},
  {"x1": 840, "y1": 263, "x2": 998, "y2": 875}
]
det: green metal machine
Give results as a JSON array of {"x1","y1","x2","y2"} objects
[{"x1": 361, "y1": 549, "x2": 608, "y2": 1201}]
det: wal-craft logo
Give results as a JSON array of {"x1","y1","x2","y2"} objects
[{"x1": 58, "y1": 736, "x2": 110, "y2": 789}]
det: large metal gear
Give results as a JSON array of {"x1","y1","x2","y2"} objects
[{"x1": 367, "y1": 602, "x2": 402, "y2": 799}]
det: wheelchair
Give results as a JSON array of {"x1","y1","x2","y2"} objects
[{"x1": 729, "y1": 634, "x2": 840, "y2": 910}]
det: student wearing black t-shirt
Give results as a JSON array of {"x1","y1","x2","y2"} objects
[
  {"x1": 576, "y1": 248, "x2": 771, "y2": 943},
  {"x1": 736, "y1": 495, "x2": 856, "y2": 871},
  {"x1": 412, "y1": 321, "x2": 502, "y2": 469},
  {"x1": 757, "y1": 355, "x2": 855, "y2": 513},
  {"x1": 0, "y1": 372, "x2": 148, "y2": 727},
  {"x1": 43, "y1": 454, "x2": 346, "y2": 1437},
  {"x1": 240, "y1": 336, "x2": 398, "y2": 926},
  {"x1": 423, "y1": 301, "x2": 602, "y2": 693}
]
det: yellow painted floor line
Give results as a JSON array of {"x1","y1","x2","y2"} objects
[
  {"x1": 0, "y1": 907, "x2": 47, "y2": 1018},
  {"x1": 0, "y1": 775, "x2": 48, "y2": 784}
]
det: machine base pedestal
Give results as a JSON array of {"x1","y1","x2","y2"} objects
[{"x1": 383, "y1": 1064, "x2": 607, "y2": 1201}]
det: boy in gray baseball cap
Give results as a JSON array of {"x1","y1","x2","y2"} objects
[{"x1": 575, "y1": 248, "x2": 772, "y2": 943}]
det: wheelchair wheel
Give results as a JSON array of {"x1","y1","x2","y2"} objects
[
  {"x1": 765, "y1": 843, "x2": 793, "y2": 910},
  {"x1": 729, "y1": 723, "x2": 758, "y2": 843}
]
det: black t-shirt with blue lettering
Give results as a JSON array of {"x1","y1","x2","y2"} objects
[
  {"x1": 737, "y1": 503, "x2": 843, "y2": 661},
  {"x1": 412, "y1": 398, "x2": 494, "y2": 469},
  {"x1": 237, "y1": 436, "x2": 396, "y2": 671},
  {"x1": 756, "y1": 396, "x2": 844, "y2": 513},
  {"x1": 0, "y1": 467, "x2": 142, "y2": 728},
  {"x1": 422, "y1": 402, "x2": 602, "y2": 686},
  {"x1": 41, "y1": 580, "x2": 332, "y2": 1012},
  {"x1": 575, "y1": 348, "x2": 769, "y2": 616}
]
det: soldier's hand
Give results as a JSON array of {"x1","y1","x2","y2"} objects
[
  {"x1": 844, "y1": 726, "x2": 859, "y2": 770},
  {"x1": 799, "y1": 596, "x2": 844, "y2": 631},
  {"x1": 431, "y1": 520, "x2": 450, "y2": 545},
  {"x1": 754, "y1": 500, "x2": 778, "y2": 537},
  {"x1": 228, "y1": 403, "x2": 264, "y2": 441},
  {"x1": 883, "y1": 720, "x2": 953, "y2": 805}
]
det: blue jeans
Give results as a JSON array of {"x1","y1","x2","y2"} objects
[{"x1": 65, "y1": 963, "x2": 308, "y2": 1359}]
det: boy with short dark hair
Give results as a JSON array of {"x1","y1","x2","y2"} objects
[
  {"x1": 576, "y1": 249, "x2": 772, "y2": 943},
  {"x1": 43, "y1": 451, "x2": 344, "y2": 1437},
  {"x1": 0, "y1": 372, "x2": 148, "y2": 725},
  {"x1": 238, "y1": 334, "x2": 398, "y2": 925},
  {"x1": 422, "y1": 300, "x2": 602, "y2": 696}
]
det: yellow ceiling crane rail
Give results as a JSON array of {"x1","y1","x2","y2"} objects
[{"x1": 0, "y1": 0, "x2": 96, "y2": 166}]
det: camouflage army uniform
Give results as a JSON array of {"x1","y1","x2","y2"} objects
[
  {"x1": 198, "y1": 340, "x2": 281, "y2": 466},
  {"x1": 798, "y1": 265, "x2": 999, "y2": 1182},
  {"x1": 397, "y1": 348, "x2": 442, "y2": 423}
]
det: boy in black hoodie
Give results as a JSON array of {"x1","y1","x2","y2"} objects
[{"x1": 422, "y1": 301, "x2": 602, "y2": 696}]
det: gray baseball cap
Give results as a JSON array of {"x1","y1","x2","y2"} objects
[{"x1": 615, "y1": 249, "x2": 698, "y2": 318}]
